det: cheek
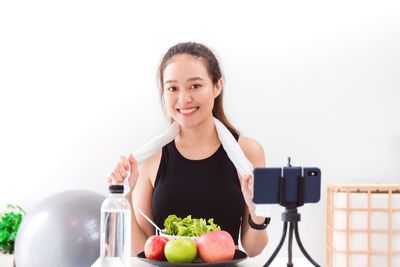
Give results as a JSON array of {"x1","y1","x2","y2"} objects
[
  {"x1": 202, "y1": 93, "x2": 216, "y2": 111},
  {"x1": 163, "y1": 94, "x2": 176, "y2": 114},
  {"x1": 197, "y1": 90, "x2": 215, "y2": 105}
]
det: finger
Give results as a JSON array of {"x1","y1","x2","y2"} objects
[
  {"x1": 128, "y1": 154, "x2": 138, "y2": 178},
  {"x1": 113, "y1": 162, "x2": 125, "y2": 182},
  {"x1": 110, "y1": 171, "x2": 117, "y2": 184},
  {"x1": 109, "y1": 172, "x2": 117, "y2": 184},
  {"x1": 120, "y1": 155, "x2": 130, "y2": 170},
  {"x1": 242, "y1": 174, "x2": 251, "y2": 181},
  {"x1": 247, "y1": 175, "x2": 254, "y2": 187},
  {"x1": 117, "y1": 162, "x2": 127, "y2": 178},
  {"x1": 241, "y1": 175, "x2": 251, "y2": 186},
  {"x1": 111, "y1": 169, "x2": 123, "y2": 183},
  {"x1": 241, "y1": 175, "x2": 253, "y2": 192},
  {"x1": 241, "y1": 178, "x2": 250, "y2": 192},
  {"x1": 248, "y1": 175, "x2": 254, "y2": 197},
  {"x1": 128, "y1": 153, "x2": 137, "y2": 168}
]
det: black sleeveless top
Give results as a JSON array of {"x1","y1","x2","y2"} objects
[{"x1": 152, "y1": 134, "x2": 246, "y2": 245}]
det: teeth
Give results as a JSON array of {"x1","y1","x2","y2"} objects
[{"x1": 180, "y1": 107, "x2": 198, "y2": 114}]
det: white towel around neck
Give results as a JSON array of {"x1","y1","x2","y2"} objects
[
  {"x1": 133, "y1": 117, "x2": 253, "y2": 176},
  {"x1": 129, "y1": 117, "x2": 269, "y2": 217}
]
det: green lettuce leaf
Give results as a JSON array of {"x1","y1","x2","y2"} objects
[{"x1": 163, "y1": 214, "x2": 221, "y2": 237}]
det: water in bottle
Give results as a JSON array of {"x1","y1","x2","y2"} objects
[{"x1": 100, "y1": 185, "x2": 131, "y2": 266}]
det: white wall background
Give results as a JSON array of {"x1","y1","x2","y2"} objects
[{"x1": 1, "y1": 0, "x2": 399, "y2": 264}]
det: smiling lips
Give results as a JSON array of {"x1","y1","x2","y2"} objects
[{"x1": 177, "y1": 107, "x2": 199, "y2": 115}]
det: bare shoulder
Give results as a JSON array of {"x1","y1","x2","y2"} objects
[
  {"x1": 138, "y1": 149, "x2": 162, "y2": 187},
  {"x1": 238, "y1": 136, "x2": 264, "y2": 154},
  {"x1": 238, "y1": 136, "x2": 266, "y2": 168}
]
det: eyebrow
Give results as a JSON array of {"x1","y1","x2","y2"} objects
[{"x1": 164, "y1": 76, "x2": 204, "y2": 85}]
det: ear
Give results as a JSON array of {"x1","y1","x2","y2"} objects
[{"x1": 214, "y1": 78, "x2": 223, "y2": 98}]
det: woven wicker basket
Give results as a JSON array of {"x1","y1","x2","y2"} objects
[{"x1": 326, "y1": 185, "x2": 400, "y2": 267}]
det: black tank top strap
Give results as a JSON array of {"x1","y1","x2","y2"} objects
[{"x1": 154, "y1": 143, "x2": 177, "y2": 189}]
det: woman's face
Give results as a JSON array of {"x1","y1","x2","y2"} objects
[{"x1": 162, "y1": 54, "x2": 221, "y2": 129}]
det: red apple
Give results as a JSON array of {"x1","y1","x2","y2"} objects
[
  {"x1": 144, "y1": 235, "x2": 169, "y2": 261},
  {"x1": 197, "y1": 230, "x2": 235, "y2": 263}
]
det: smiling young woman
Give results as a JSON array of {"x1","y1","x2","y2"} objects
[{"x1": 106, "y1": 42, "x2": 269, "y2": 257}]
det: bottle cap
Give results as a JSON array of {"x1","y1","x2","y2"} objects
[{"x1": 109, "y1": 185, "x2": 124, "y2": 193}]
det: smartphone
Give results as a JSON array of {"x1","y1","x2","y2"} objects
[{"x1": 252, "y1": 167, "x2": 321, "y2": 205}]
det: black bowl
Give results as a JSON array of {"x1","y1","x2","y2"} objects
[{"x1": 137, "y1": 249, "x2": 247, "y2": 266}]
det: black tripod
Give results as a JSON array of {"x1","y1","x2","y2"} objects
[{"x1": 263, "y1": 208, "x2": 320, "y2": 267}]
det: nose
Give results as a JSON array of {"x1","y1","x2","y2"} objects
[{"x1": 178, "y1": 89, "x2": 192, "y2": 104}]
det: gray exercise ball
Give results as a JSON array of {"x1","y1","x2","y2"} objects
[{"x1": 15, "y1": 190, "x2": 105, "y2": 267}]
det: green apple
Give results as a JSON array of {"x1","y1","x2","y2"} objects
[{"x1": 164, "y1": 238, "x2": 197, "y2": 263}]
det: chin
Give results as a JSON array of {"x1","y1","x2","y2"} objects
[
  {"x1": 173, "y1": 116, "x2": 203, "y2": 129},
  {"x1": 176, "y1": 120, "x2": 199, "y2": 129}
]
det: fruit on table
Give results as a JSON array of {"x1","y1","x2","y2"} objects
[
  {"x1": 144, "y1": 235, "x2": 169, "y2": 260},
  {"x1": 164, "y1": 238, "x2": 197, "y2": 263},
  {"x1": 197, "y1": 230, "x2": 235, "y2": 263}
]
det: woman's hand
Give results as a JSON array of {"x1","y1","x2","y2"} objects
[
  {"x1": 241, "y1": 174, "x2": 266, "y2": 224},
  {"x1": 241, "y1": 174, "x2": 256, "y2": 212},
  {"x1": 106, "y1": 154, "x2": 139, "y2": 192}
]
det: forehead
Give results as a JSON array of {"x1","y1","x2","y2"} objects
[{"x1": 163, "y1": 54, "x2": 210, "y2": 82}]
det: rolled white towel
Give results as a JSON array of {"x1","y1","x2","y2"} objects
[{"x1": 127, "y1": 117, "x2": 270, "y2": 217}]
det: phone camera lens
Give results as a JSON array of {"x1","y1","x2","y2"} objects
[{"x1": 308, "y1": 171, "x2": 318, "y2": 176}]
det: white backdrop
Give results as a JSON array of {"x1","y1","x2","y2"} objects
[{"x1": 1, "y1": 0, "x2": 399, "y2": 264}]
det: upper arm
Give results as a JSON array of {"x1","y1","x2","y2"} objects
[{"x1": 132, "y1": 150, "x2": 162, "y2": 238}]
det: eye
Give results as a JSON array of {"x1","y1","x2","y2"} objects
[
  {"x1": 190, "y1": 84, "x2": 201, "y2": 89},
  {"x1": 167, "y1": 86, "x2": 177, "y2": 92}
]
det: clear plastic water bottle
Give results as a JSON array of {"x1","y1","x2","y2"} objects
[{"x1": 100, "y1": 185, "x2": 131, "y2": 266}]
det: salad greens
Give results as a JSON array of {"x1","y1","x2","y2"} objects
[{"x1": 164, "y1": 215, "x2": 221, "y2": 237}]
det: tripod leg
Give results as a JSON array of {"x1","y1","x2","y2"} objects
[
  {"x1": 287, "y1": 223, "x2": 294, "y2": 267},
  {"x1": 293, "y1": 222, "x2": 321, "y2": 267},
  {"x1": 264, "y1": 222, "x2": 288, "y2": 267}
]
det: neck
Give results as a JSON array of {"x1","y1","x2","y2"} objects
[{"x1": 176, "y1": 117, "x2": 220, "y2": 147}]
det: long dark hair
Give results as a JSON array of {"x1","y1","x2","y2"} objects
[{"x1": 157, "y1": 42, "x2": 239, "y2": 136}]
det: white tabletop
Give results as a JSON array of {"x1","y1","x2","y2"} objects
[
  {"x1": 236, "y1": 256, "x2": 311, "y2": 266},
  {"x1": 92, "y1": 256, "x2": 312, "y2": 267}
]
